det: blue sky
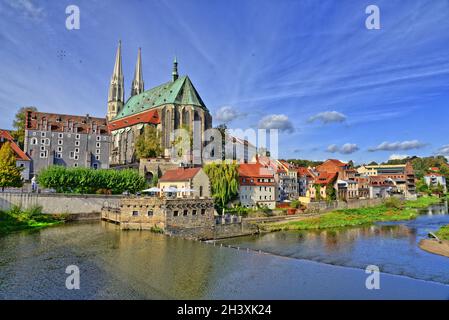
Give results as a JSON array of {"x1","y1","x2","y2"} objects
[{"x1": 1, "y1": 0, "x2": 449, "y2": 164}]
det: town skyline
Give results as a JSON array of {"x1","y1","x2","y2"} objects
[{"x1": 1, "y1": 0, "x2": 449, "y2": 163}]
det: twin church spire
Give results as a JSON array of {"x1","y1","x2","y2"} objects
[{"x1": 107, "y1": 40, "x2": 179, "y2": 121}]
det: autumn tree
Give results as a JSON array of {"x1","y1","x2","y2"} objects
[
  {"x1": 135, "y1": 125, "x2": 163, "y2": 159},
  {"x1": 0, "y1": 142, "x2": 23, "y2": 191},
  {"x1": 11, "y1": 106, "x2": 37, "y2": 149}
]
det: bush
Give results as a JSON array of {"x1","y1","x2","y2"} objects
[
  {"x1": 384, "y1": 197, "x2": 403, "y2": 209},
  {"x1": 37, "y1": 166, "x2": 147, "y2": 194}
]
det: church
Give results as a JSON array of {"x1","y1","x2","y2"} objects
[{"x1": 107, "y1": 41, "x2": 213, "y2": 166}]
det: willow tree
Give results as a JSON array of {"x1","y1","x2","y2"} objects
[
  {"x1": 0, "y1": 142, "x2": 23, "y2": 191},
  {"x1": 203, "y1": 162, "x2": 239, "y2": 213}
]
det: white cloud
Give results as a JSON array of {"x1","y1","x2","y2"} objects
[
  {"x1": 307, "y1": 111, "x2": 347, "y2": 124},
  {"x1": 389, "y1": 154, "x2": 410, "y2": 160},
  {"x1": 326, "y1": 143, "x2": 359, "y2": 154},
  {"x1": 368, "y1": 140, "x2": 426, "y2": 152},
  {"x1": 436, "y1": 145, "x2": 449, "y2": 155},
  {"x1": 214, "y1": 106, "x2": 246, "y2": 123},
  {"x1": 258, "y1": 114, "x2": 294, "y2": 133},
  {"x1": 5, "y1": 0, "x2": 45, "y2": 21}
]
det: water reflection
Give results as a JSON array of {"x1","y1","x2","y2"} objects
[{"x1": 222, "y1": 202, "x2": 449, "y2": 284}]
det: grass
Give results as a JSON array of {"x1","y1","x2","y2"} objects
[
  {"x1": 435, "y1": 225, "x2": 449, "y2": 241},
  {"x1": 260, "y1": 196, "x2": 442, "y2": 232},
  {"x1": 0, "y1": 206, "x2": 65, "y2": 236}
]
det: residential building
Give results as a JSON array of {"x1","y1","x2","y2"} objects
[
  {"x1": 23, "y1": 110, "x2": 110, "y2": 177},
  {"x1": 158, "y1": 167, "x2": 211, "y2": 198},
  {"x1": 238, "y1": 162, "x2": 276, "y2": 209},
  {"x1": 0, "y1": 129, "x2": 31, "y2": 181},
  {"x1": 277, "y1": 160, "x2": 299, "y2": 201},
  {"x1": 424, "y1": 173, "x2": 447, "y2": 192},
  {"x1": 307, "y1": 171, "x2": 337, "y2": 201}
]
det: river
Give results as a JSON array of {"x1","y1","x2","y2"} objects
[{"x1": 0, "y1": 203, "x2": 449, "y2": 299}]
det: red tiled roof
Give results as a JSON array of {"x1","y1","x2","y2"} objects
[
  {"x1": 313, "y1": 172, "x2": 337, "y2": 185},
  {"x1": 425, "y1": 173, "x2": 443, "y2": 177},
  {"x1": 25, "y1": 110, "x2": 108, "y2": 134},
  {"x1": 297, "y1": 167, "x2": 313, "y2": 177},
  {"x1": 159, "y1": 167, "x2": 201, "y2": 182},
  {"x1": 108, "y1": 109, "x2": 160, "y2": 131},
  {"x1": 239, "y1": 162, "x2": 274, "y2": 178},
  {"x1": 316, "y1": 159, "x2": 348, "y2": 173},
  {"x1": 0, "y1": 129, "x2": 30, "y2": 161}
]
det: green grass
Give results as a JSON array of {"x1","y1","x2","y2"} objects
[
  {"x1": 435, "y1": 225, "x2": 449, "y2": 241},
  {"x1": 0, "y1": 206, "x2": 65, "y2": 236},
  {"x1": 261, "y1": 196, "x2": 441, "y2": 232}
]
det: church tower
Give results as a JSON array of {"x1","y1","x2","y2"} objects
[
  {"x1": 107, "y1": 41, "x2": 124, "y2": 121},
  {"x1": 130, "y1": 48, "x2": 144, "y2": 97}
]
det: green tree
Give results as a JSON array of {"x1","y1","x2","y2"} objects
[
  {"x1": 135, "y1": 125, "x2": 163, "y2": 159},
  {"x1": 0, "y1": 142, "x2": 23, "y2": 191},
  {"x1": 203, "y1": 162, "x2": 239, "y2": 213},
  {"x1": 11, "y1": 106, "x2": 37, "y2": 149}
]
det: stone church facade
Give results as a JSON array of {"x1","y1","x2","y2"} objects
[{"x1": 106, "y1": 42, "x2": 212, "y2": 166}]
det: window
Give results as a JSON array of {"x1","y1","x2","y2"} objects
[
  {"x1": 96, "y1": 136, "x2": 101, "y2": 141},
  {"x1": 173, "y1": 210, "x2": 179, "y2": 217},
  {"x1": 56, "y1": 153, "x2": 62, "y2": 159},
  {"x1": 132, "y1": 211, "x2": 139, "y2": 216},
  {"x1": 192, "y1": 210, "x2": 197, "y2": 215},
  {"x1": 41, "y1": 139, "x2": 46, "y2": 145},
  {"x1": 93, "y1": 163, "x2": 98, "y2": 169},
  {"x1": 69, "y1": 151, "x2": 75, "y2": 159},
  {"x1": 75, "y1": 140, "x2": 80, "y2": 146},
  {"x1": 74, "y1": 155, "x2": 79, "y2": 160},
  {"x1": 201, "y1": 209, "x2": 206, "y2": 215},
  {"x1": 95, "y1": 155, "x2": 100, "y2": 160},
  {"x1": 74, "y1": 148, "x2": 79, "y2": 153},
  {"x1": 73, "y1": 163, "x2": 78, "y2": 167},
  {"x1": 58, "y1": 140, "x2": 63, "y2": 145},
  {"x1": 31, "y1": 138, "x2": 38, "y2": 145},
  {"x1": 39, "y1": 151, "x2": 47, "y2": 158},
  {"x1": 58, "y1": 133, "x2": 63, "y2": 139},
  {"x1": 75, "y1": 134, "x2": 80, "y2": 140},
  {"x1": 96, "y1": 149, "x2": 101, "y2": 154},
  {"x1": 32, "y1": 132, "x2": 37, "y2": 136},
  {"x1": 147, "y1": 210, "x2": 153, "y2": 216},
  {"x1": 183, "y1": 210, "x2": 188, "y2": 216},
  {"x1": 57, "y1": 146, "x2": 62, "y2": 152},
  {"x1": 40, "y1": 146, "x2": 45, "y2": 151},
  {"x1": 199, "y1": 186, "x2": 203, "y2": 197},
  {"x1": 41, "y1": 132, "x2": 46, "y2": 137},
  {"x1": 96, "y1": 142, "x2": 101, "y2": 148}
]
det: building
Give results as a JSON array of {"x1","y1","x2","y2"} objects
[
  {"x1": 0, "y1": 129, "x2": 31, "y2": 181},
  {"x1": 238, "y1": 162, "x2": 276, "y2": 209},
  {"x1": 424, "y1": 173, "x2": 447, "y2": 192},
  {"x1": 159, "y1": 167, "x2": 211, "y2": 198},
  {"x1": 357, "y1": 163, "x2": 416, "y2": 198},
  {"x1": 307, "y1": 171, "x2": 337, "y2": 201},
  {"x1": 297, "y1": 167, "x2": 315, "y2": 197},
  {"x1": 107, "y1": 42, "x2": 212, "y2": 165},
  {"x1": 277, "y1": 160, "x2": 299, "y2": 200},
  {"x1": 24, "y1": 110, "x2": 110, "y2": 177}
]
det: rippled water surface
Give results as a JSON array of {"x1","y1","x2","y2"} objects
[{"x1": 0, "y1": 203, "x2": 449, "y2": 299}]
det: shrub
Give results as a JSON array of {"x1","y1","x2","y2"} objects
[
  {"x1": 384, "y1": 197, "x2": 403, "y2": 209},
  {"x1": 37, "y1": 166, "x2": 147, "y2": 194}
]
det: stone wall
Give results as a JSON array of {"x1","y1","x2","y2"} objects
[
  {"x1": 0, "y1": 192, "x2": 122, "y2": 214},
  {"x1": 305, "y1": 197, "x2": 388, "y2": 213},
  {"x1": 214, "y1": 221, "x2": 259, "y2": 239}
]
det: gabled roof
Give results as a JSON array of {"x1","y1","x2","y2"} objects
[
  {"x1": 239, "y1": 162, "x2": 274, "y2": 178},
  {"x1": 159, "y1": 167, "x2": 201, "y2": 182},
  {"x1": 114, "y1": 75, "x2": 207, "y2": 120},
  {"x1": 0, "y1": 129, "x2": 30, "y2": 161},
  {"x1": 108, "y1": 109, "x2": 160, "y2": 131},
  {"x1": 313, "y1": 172, "x2": 337, "y2": 185}
]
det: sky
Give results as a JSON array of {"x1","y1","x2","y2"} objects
[{"x1": 1, "y1": 0, "x2": 449, "y2": 164}]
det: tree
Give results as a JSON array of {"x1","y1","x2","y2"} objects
[
  {"x1": 203, "y1": 162, "x2": 239, "y2": 213},
  {"x1": 11, "y1": 106, "x2": 37, "y2": 149},
  {"x1": 0, "y1": 142, "x2": 23, "y2": 191},
  {"x1": 135, "y1": 125, "x2": 163, "y2": 159}
]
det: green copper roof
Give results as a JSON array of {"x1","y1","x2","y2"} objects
[{"x1": 114, "y1": 75, "x2": 207, "y2": 120}]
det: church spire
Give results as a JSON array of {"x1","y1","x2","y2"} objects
[
  {"x1": 172, "y1": 56, "x2": 178, "y2": 82},
  {"x1": 107, "y1": 40, "x2": 125, "y2": 121},
  {"x1": 131, "y1": 47, "x2": 144, "y2": 97}
]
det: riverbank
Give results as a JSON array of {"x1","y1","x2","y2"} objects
[
  {"x1": 260, "y1": 196, "x2": 441, "y2": 232},
  {"x1": 419, "y1": 224, "x2": 449, "y2": 258},
  {"x1": 0, "y1": 206, "x2": 65, "y2": 236}
]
